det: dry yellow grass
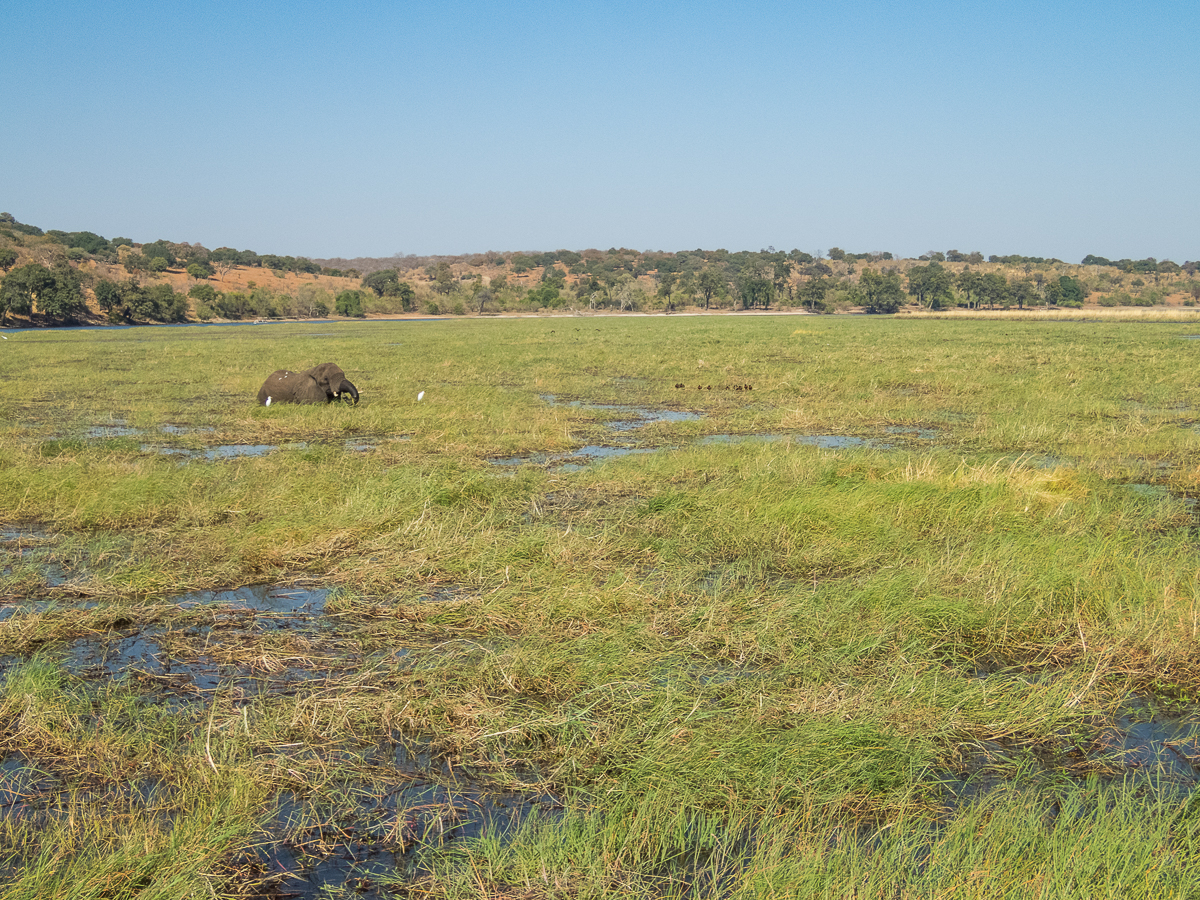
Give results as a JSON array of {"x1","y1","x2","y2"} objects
[{"x1": 897, "y1": 305, "x2": 1200, "y2": 322}]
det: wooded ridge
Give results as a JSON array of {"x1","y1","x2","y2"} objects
[{"x1": 2, "y1": 212, "x2": 1197, "y2": 327}]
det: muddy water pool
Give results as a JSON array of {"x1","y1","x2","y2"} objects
[
  {"x1": 0, "y1": 574, "x2": 563, "y2": 898},
  {"x1": 1, "y1": 558, "x2": 1198, "y2": 894}
]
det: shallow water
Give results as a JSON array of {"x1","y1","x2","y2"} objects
[
  {"x1": 489, "y1": 444, "x2": 658, "y2": 472},
  {"x1": 256, "y1": 763, "x2": 562, "y2": 899},
  {"x1": 498, "y1": 394, "x2": 916, "y2": 471},
  {"x1": 35, "y1": 585, "x2": 338, "y2": 702},
  {"x1": 158, "y1": 423, "x2": 215, "y2": 436},
  {"x1": 150, "y1": 443, "x2": 286, "y2": 460},
  {"x1": 146, "y1": 437, "x2": 389, "y2": 460},
  {"x1": 43, "y1": 419, "x2": 397, "y2": 461},
  {"x1": 174, "y1": 583, "x2": 329, "y2": 616},
  {"x1": 539, "y1": 394, "x2": 703, "y2": 430},
  {"x1": 2, "y1": 559, "x2": 1197, "y2": 894},
  {"x1": 66, "y1": 629, "x2": 168, "y2": 680},
  {"x1": 84, "y1": 424, "x2": 141, "y2": 439},
  {"x1": 1099, "y1": 707, "x2": 1200, "y2": 781},
  {"x1": 885, "y1": 424, "x2": 942, "y2": 440},
  {"x1": 0, "y1": 598, "x2": 100, "y2": 623},
  {"x1": 698, "y1": 433, "x2": 893, "y2": 450},
  {"x1": 1123, "y1": 483, "x2": 1198, "y2": 522},
  {"x1": 938, "y1": 697, "x2": 1200, "y2": 807},
  {"x1": 0, "y1": 527, "x2": 76, "y2": 591}
]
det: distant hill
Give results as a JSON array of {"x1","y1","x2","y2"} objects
[{"x1": 2, "y1": 212, "x2": 1197, "y2": 326}]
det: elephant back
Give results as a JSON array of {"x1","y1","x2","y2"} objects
[{"x1": 257, "y1": 369, "x2": 319, "y2": 405}]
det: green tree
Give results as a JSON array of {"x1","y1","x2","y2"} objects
[
  {"x1": 0, "y1": 248, "x2": 17, "y2": 272},
  {"x1": 697, "y1": 268, "x2": 723, "y2": 309},
  {"x1": 1042, "y1": 279, "x2": 1063, "y2": 307},
  {"x1": 335, "y1": 290, "x2": 366, "y2": 317},
  {"x1": 187, "y1": 282, "x2": 223, "y2": 320},
  {"x1": 656, "y1": 272, "x2": 678, "y2": 310},
  {"x1": 772, "y1": 257, "x2": 794, "y2": 303},
  {"x1": 395, "y1": 281, "x2": 416, "y2": 312},
  {"x1": 979, "y1": 272, "x2": 1010, "y2": 309},
  {"x1": 140, "y1": 240, "x2": 177, "y2": 267},
  {"x1": 526, "y1": 282, "x2": 563, "y2": 308},
  {"x1": 186, "y1": 262, "x2": 213, "y2": 279},
  {"x1": 541, "y1": 263, "x2": 565, "y2": 289},
  {"x1": 434, "y1": 261, "x2": 455, "y2": 294},
  {"x1": 1, "y1": 263, "x2": 55, "y2": 322},
  {"x1": 145, "y1": 283, "x2": 187, "y2": 321},
  {"x1": 860, "y1": 269, "x2": 905, "y2": 313},
  {"x1": 738, "y1": 265, "x2": 773, "y2": 309},
  {"x1": 35, "y1": 265, "x2": 87, "y2": 321},
  {"x1": 362, "y1": 269, "x2": 400, "y2": 297},
  {"x1": 147, "y1": 256, "x2": 169, "y2": 275},
  {"x1": 1009, "y1": 279, "x2": 1038, "y2": 310},
  {"x1": 216, "y1": 292, "x2": 252, "y2": 319},
  {"x1": 117, "y1": 281, "x2": 184, "y2": 321},
  {"x1": 956, "y1": 269, "x2": 983, "y2": 308},
  {"x1": 123, "y1": 251, "x2": 149, "y2": 274},
  {"x1": 61, "y1": 231, "x2": 110, "y2": 256},
  {"x1": 799, "y1": 276, "x2": 831, "y2": 312},
  {"x1": 1058, "y1": 275, "x2": 1086, "y2": 307},
  {"x1": 94, "y1": 278, "x2": 125, "y2": 322},
  {"x1": 906, "y1": 262, "x2": 953, "y2": 308}
]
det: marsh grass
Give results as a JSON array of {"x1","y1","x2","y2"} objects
[
  {"x1": 3, "y1": 317, "x2": 1200, "y2": 896},
  {"x1": 392, "y1": 779, "x2": 1200, "y2": 899}
]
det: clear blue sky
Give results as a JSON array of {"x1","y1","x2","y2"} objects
[{"x1": 4, "y1": 0, "x2": 1197, "y2": 262}]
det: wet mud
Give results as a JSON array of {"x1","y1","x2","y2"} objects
[
  {"x1": 1, "y1": 738, "x2": 559, "y2": 900},
  {"x1": 490, "y1": 394, "x2": 951, "y2": 471},
  {"x1": 938, "y1": 702, "x2": 1200, "y2": 809},
  {"x1": 250, "y1": 763, "x2": 560, "y2": 899},
  {"x1": 34, "y1": 419, "x2": 405, "y2": 462},
  {"x1": 2, "y1": 548, "x2": 1199, "y2": 894},
  {"x1": 0, "y1": 526, "x2": 75, "y2": 597},
  {"x1": 539, "y1": 394, "x2": 703, "y2": 431},
  {"x1": 699, "y1": 433, "x2": 893, "y2": 450},
  {"x1": 0, "y1": 575, "x2": 562, "y2": 898}
]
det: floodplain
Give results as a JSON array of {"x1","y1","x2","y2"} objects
[{"x1": 2, "y1": 314, "x2": 1200, "y2": 898}]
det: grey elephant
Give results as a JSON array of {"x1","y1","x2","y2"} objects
[{"x1": 257, "y1": 362, "x2": 359, "y2": 406}]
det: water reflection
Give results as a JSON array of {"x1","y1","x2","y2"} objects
[{"x1": 539, "y1": 394, "x2": 702, "y2": 430}]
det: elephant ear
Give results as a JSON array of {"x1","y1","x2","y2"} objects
[{"x1": 308, "y1": 363, "x2": 348, "y2": 391}]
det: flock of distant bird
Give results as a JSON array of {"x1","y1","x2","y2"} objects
[{"x1": 675, "y1": 383, "x2": 754, "y2": 391}]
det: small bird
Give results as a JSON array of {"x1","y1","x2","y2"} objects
[{"x1": 417, "y1": 391, "x2": 425, "y2": 402}]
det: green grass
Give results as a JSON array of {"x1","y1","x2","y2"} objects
[{"x1": 2, "y1": 315, "x2": 1200, "y2": 897}]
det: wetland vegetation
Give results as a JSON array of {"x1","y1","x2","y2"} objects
[{"x1": 2, "y1": 315, "x2": 1200, "y2": 897}]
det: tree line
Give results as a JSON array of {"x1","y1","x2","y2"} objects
[
  {"x1": 2, "y1": 211, "x2": 1197, "y2": 325},
  {"x1": 0, "y1": 214, "x2": 355, "y2": 278}
]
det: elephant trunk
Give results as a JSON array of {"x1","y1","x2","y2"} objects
[{"x1": 338, "y1": 380, "x2": 360, "y2": 405}]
